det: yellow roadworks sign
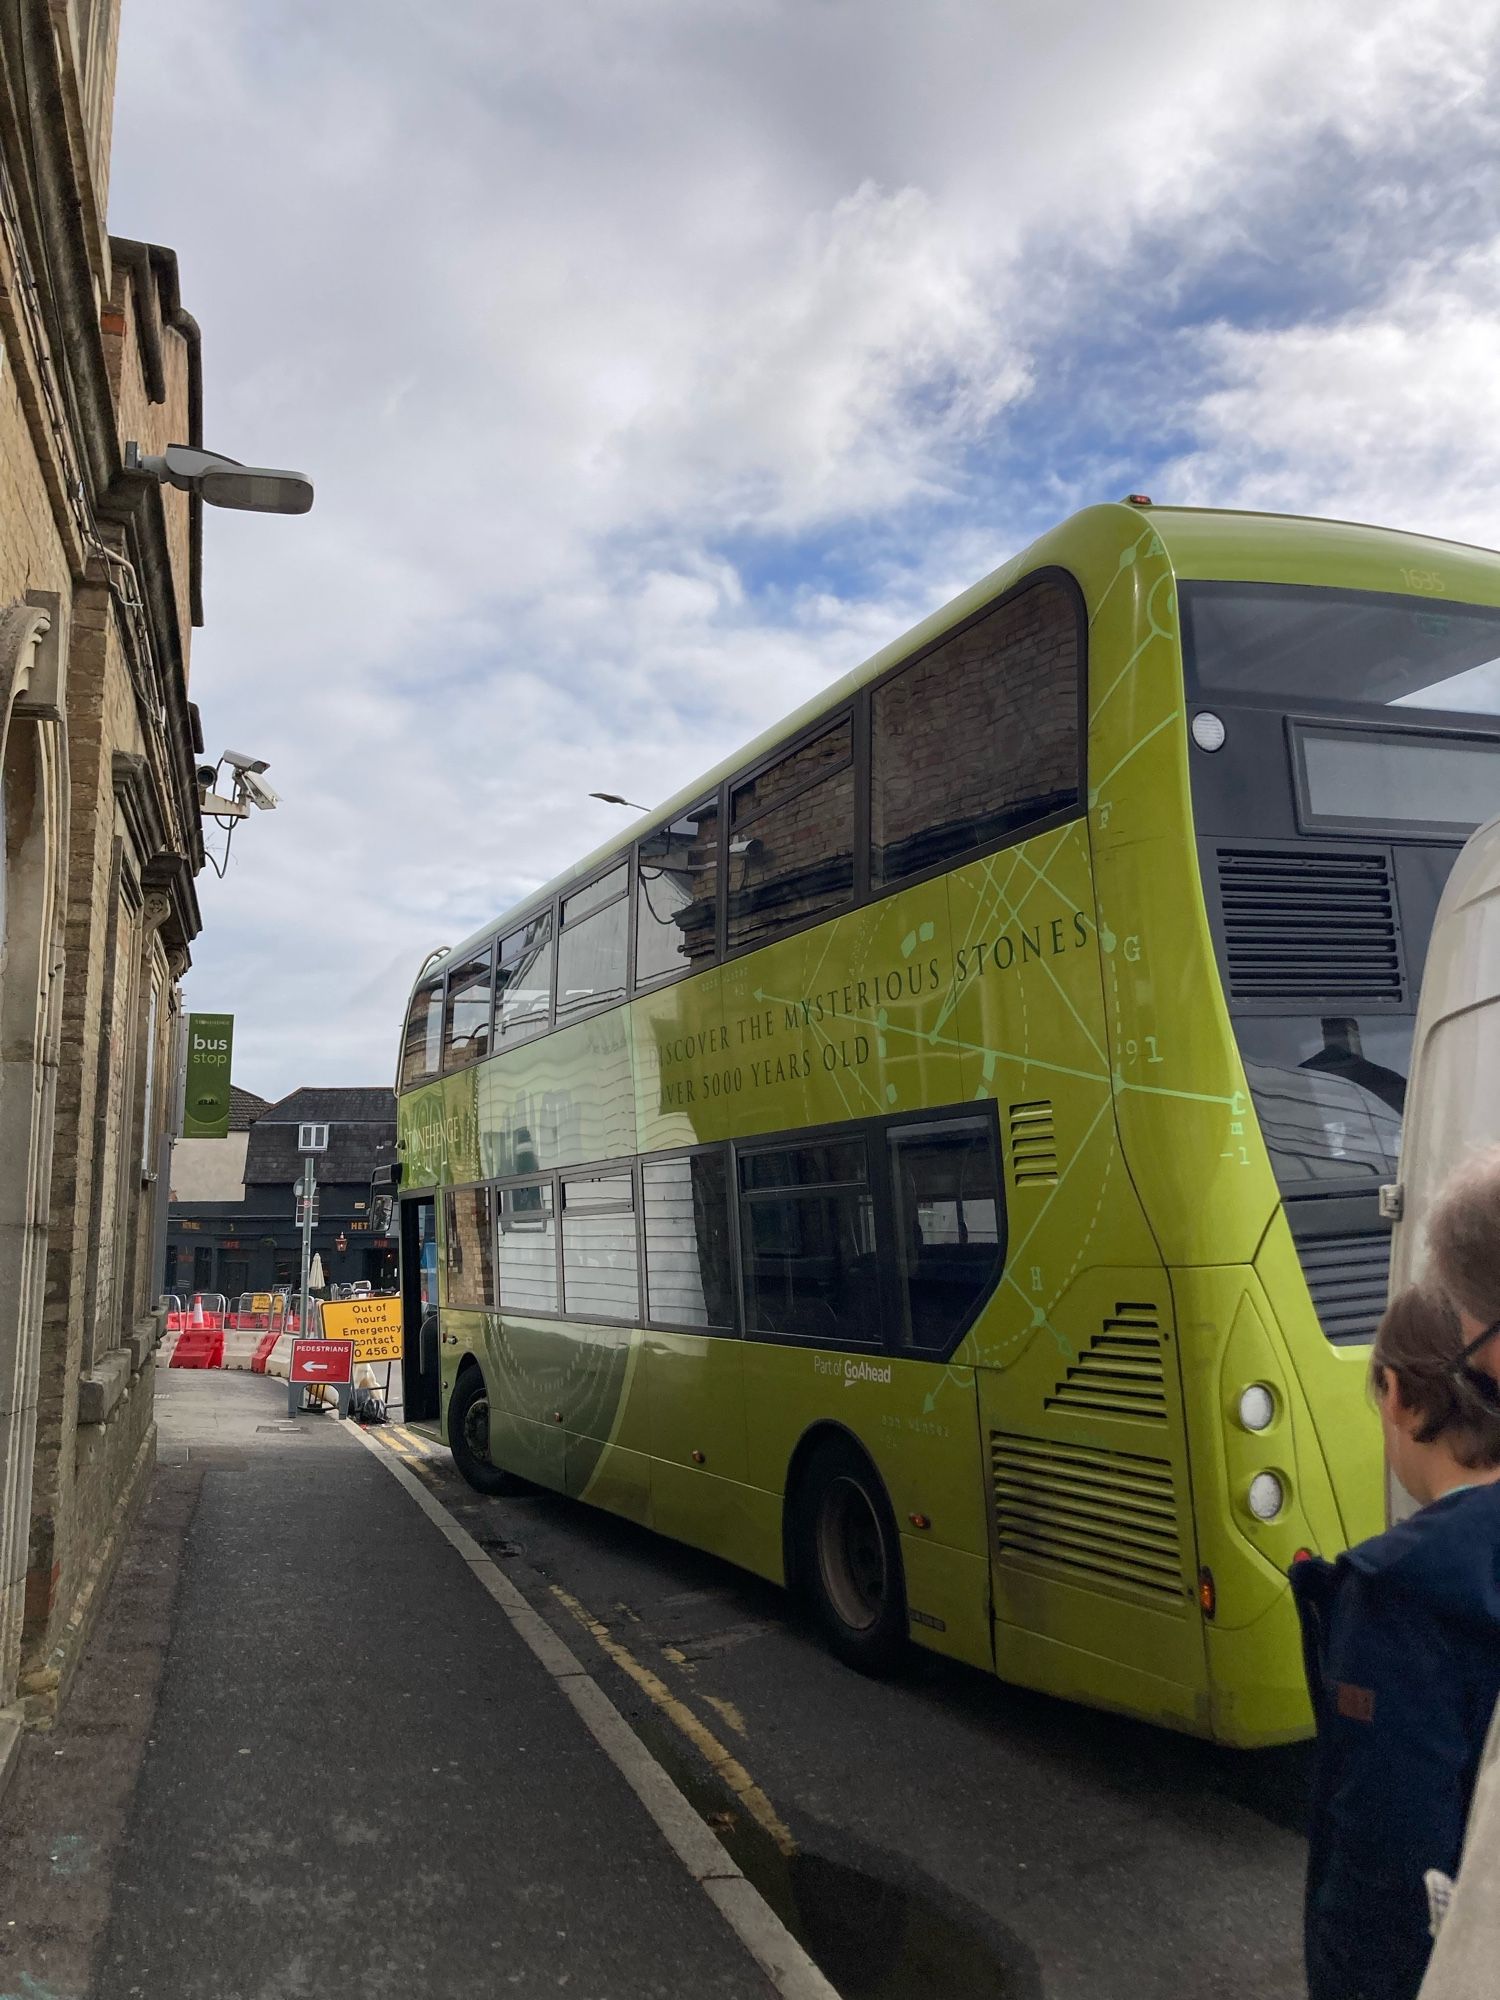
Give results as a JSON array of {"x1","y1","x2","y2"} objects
[{"x1": 320, "y1": 1295, "x2": 403, "y2": 1363}]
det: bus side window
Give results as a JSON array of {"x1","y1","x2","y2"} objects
[
  {"x1": 443, "y1": 1186, "x2": 495, "y2": 1308},
  {"x1": 497, "y1": 1181, "x2": 558, "y2": 1312},
  {"x1": 642, "y1": 1151, "x2": 735, "y2": 1330},
  {"x1": 443, "y1": 946, "x2": 494, "y2": 1070},
  {"x1": 738, "y1": 1137, "x2": 879, "y2": 1344},
  {"x1": 556, "y1": 868, "x2": 629, "y2": 1019},
  {"x1": 636, "y1": 801, "x2": 720, "y2": 986},
  {"x1": 496, "y1": 913, "x2": 555, "y2": 1044},
  {"x1": 727, "y1": 719, "x2": 855, "y2": 956},
  {"x1": 561, "y1": 1173, "x2": 638, "y2": 1320},
  {"x1": 871, "y1": 577, "x2": 1082, "y2": 888},
  {"x1": 401, "y1": 981, "x2": 444, "y2": 1088},
  {"x1": 887, "y1": 1117, "x2": 1005, "y2": 1351}
]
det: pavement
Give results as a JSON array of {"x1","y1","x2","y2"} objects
[
  {"x1": 0, "y1": 1368, "x2": 1314, "y2": 2000},
  {"x1": 0, "y1": 1371, "x2": 805, "y2": 2000}
]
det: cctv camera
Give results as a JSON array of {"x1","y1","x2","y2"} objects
[
  {"x1": 220, "y1": 749, "x2": 270, "y2": 774},
  {"x1": 196, "y1": 764, "x2": 218, "y2": 788},
  {"x1": 238, "y1": 769, "x2": 279, "y2": 811}
]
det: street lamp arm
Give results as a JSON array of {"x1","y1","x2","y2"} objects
[{"x1": 125, "y1": 440, "x2": 314, "y2": 516}]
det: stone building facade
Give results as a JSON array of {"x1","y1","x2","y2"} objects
[{"x1": 0, "y1": 1, "x2": 210, "y2": 1747}]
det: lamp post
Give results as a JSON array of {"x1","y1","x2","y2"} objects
[
  {"x1": 288, "y1": 1121, "x2": 330, "y2": 1414},
  {"x1": 589, "y1": 791, "x2": 647, "y2": 811}
]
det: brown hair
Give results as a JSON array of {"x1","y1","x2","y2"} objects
[
  {"x1": 1428, "y1": 1145, "x2": 1500, "y2": 1327},
  {"x1": 1372, "y1": 1283, "x2": 1500, "y2": 1469}
]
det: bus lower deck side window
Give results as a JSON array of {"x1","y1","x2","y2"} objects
[
  {"x1": 561, "y1": 1174, "x2": 638, "y2": 1320},
  {"x1": 444, "y1": 1187, "x2": 495, "y2": 1309},
  {"x1": 738, "y1": 1139, "x2": 878, "y2": 1343},
  {"x1": 497, "y1": 1181, "x2": 558, "y2": 1312},
  {"x1": 643, "y1": 1152, "x2": 734, "y2": 1329},
  {"x1": 888, "y1": 1119, "x2": 1004, "y2": 1349}
]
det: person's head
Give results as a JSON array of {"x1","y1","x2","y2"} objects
[
  {"x1": 1372, "y1": 1283, "x2": 1500, "y2": 1502},
  {"x1": 1427, "y1": 1146, "x2": 1500, "y2": 1380}
]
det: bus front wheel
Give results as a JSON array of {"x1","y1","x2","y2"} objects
[
  {"x1": 796, "y1": 1437, "x2": 908, "y2": 1674},
  {"x1": 448, "y1": 1367, "x2": 518, "y2": 1496}
]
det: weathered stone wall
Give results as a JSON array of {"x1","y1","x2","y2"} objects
[{"x1": 0, "y1": 0, "x2": 207, "y2": 1732}]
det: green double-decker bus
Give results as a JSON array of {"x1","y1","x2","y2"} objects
[{"x1": 393, "y1": 501, "x2": 1500, "y2": 1747}]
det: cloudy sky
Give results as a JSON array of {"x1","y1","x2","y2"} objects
[{"x1": 108, "y1": 0, "x2": 1500, "y2": 1097}]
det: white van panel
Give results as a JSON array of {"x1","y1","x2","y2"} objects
[
  {"x1": 1389, "y1": 813, "x2": 1500, "y2": 1294},
  {"x1": 1387, "y1": 812, "x2": 1500, "y2": 1518}
]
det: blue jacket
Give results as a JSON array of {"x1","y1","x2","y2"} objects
[{"x1": 1291, "y1": 1485, "x2": 1500, "y2": 2000}]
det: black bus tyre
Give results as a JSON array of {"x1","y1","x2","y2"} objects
[
  {"x1": 797, "y1": 1436, "x2": 908, "y2": 1674},
  {"x1": 448, "y1": 1367, "x2": 518, "y2": 1496}
]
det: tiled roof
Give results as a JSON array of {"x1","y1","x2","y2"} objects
[
  {"x1": 228, "y1": 1085, "x2": 272, "y2": 1132},
  {"x1": 243, "y1": 1085, "x2": 397, "y2": 1186},
  {"x1": 257, "y1": 1087, "x2": 395, "y2": 1125}
]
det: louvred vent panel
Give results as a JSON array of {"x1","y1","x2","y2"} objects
[{"x1": 1217, "y1": 847, "x2": 1403, "y2": 1002}]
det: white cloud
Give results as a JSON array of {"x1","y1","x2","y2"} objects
[
  {"x1": 105, "y1": 0, "x2": 1500, "y2": 1091},
  {"x1": 1170, "y1": 240, "x2": 1500, "y2": 548}
]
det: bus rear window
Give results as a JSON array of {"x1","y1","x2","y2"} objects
[{"x1": 1182, "y1": 582, "x2": 1500, "y2": 714}]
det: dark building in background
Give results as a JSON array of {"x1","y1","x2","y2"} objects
[{"x1": 166, "y1": 1087, "x2": 397, "y2": 1297}]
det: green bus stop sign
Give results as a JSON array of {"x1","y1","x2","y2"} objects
[{"x1": 183, "y1": 1013, "x2": 234, "y2": 1138}]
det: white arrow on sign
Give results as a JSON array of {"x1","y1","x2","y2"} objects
[{"x1": 303, "y1": 1361, "x2": 331, "y2": 1373}]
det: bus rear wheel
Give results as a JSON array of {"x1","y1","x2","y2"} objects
[
  {"x1": 797, "y1": 1437, "x2": 907, "y2": 1673},
  {"x1": 448, "y1": 1367, "x2": 518, "y2": 1496}
]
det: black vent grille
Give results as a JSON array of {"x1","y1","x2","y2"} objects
[
  {"x1": 1008, "y1": 1101, "x2": 1057, "y2": 1184},
  {"x1": 1217, "y1": 847, "x2": 1402, "y2": 1002},
  {"x1": 1045, "y1": 1304, "x2": 1166, "y2": 1421},
  {"x1": 991, "y1": 1434, "x2": 1184, "y2": 1607},
  {"x1": 1298, "y1": 1230, "x2": 1392, "y2": 1346}
]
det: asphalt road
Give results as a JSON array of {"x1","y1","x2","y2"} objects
[{"x1": 379, "y1": 1417, "x2": 1313, "y2": 2000}]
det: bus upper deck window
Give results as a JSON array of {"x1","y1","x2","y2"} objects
[
  {"x1": 557, "y1": 868, "x2": 628, "y2": 1019},
  {"x1": 401, "y1": 981, "x2": 443, "y2": 1088},
  {"x1": 871, "y1": 579, "x2": 1081, "y2": 888},
  {"x1": 636, "y1": 802, "x2": 719, "y2": 985},
  {"x1": 443, "y1": 947, "x2": 494, "y2": 1070},
  {"x1": 727, "y1": 721, "x2": 854, "y2": 956},
  {"x1": 496, "y1": 913, "x2": 555, "y2": 1044}
]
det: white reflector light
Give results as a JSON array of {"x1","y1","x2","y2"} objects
[
  {"x1": 1191, "y1": 711, "x2": 1226, "y2": 752},
  {"x1": 1248, "y1": 1472, "x2": 1284, "y2": 1521},
  {"x1": 1238, "y1": 1385, "x2": 1275, "y2": 1432}
]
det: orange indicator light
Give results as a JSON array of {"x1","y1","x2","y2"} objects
[
  {"x1": 1198, "y1": 1567, "x2": 1216, "y2": 1618},
  {"x1": 908, "y1": 1513, "x2": 931, "y2": 1530}
]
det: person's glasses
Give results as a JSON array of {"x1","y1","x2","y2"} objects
[{"x1": 1447, "y1": 1319, "x2": 1500, "y2": 1407}]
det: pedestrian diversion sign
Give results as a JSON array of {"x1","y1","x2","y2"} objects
[{"x1": 182, "y1": 1013, "x2": 234, "y2": 1138}]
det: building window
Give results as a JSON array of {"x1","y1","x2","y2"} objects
[
  {"x1": 738, "y1": 1137, "x2": 878, "y2": 1343},
  {"x1": 443, "y1": 1186, "x2": 495, "y2": 1308},
  {"x1": 727, "y1": 719, "x2": 855, "y2": 956},
  {"x1": 496, "y1": 914, "x2": 553, "y2": 1045},
  {"x1": 642, "y1": 1152, "x2": 735, "y2": 1330},
  {"x1": 401, "y1": 982, "x2": 443, "y2": 1088},
  {"x1": 887, "y1": 1117, "x2": 1004, "y2": 1350},
  {"x1": 636, "y1": 801, "x2": 719, "y2": 986},
  {"x1": 561, "y1": 1172, "x2": 638, "y2": 1320},
  {"x1": 497, "y1": 1181, "x2": 558, "y2": 1312},
  {"x1": 870, "y1": 578, "x2": 1081, "y2": 888},
  {"x1": 443, "y1": 947, "x2": 494, "y2": 1069},
  {"x1": 556, "y1": 867, "x2": 628, "y2": 1019}
]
